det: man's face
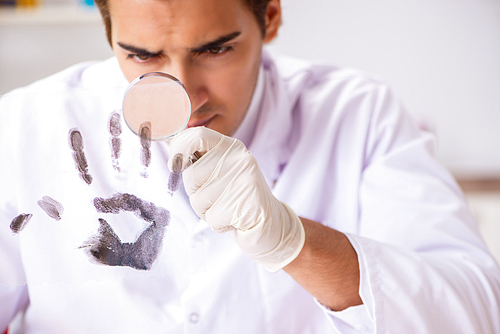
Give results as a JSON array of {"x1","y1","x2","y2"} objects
[{"x1": 108, "y1": 0, "x2": 267, "y2": 137}]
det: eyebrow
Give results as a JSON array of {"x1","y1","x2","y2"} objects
[
  {"x1": 117, "y1": 42, "x2": 162, "y2": 56},
  {"x1": 117, "y1": 31, "x2": 241, "y2": 56},
  {"x1": 189, "y1": 31, "x2": 241, "y2": 53}
]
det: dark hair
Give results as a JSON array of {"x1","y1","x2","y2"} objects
[{"x1": 94, "y1": 0, "x2": 271, "y2": 46}]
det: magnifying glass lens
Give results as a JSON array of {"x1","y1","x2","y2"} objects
[{"x1": 122, "y1": 72, "x2": 191, "y2": 141}]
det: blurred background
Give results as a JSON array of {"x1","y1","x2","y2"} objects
[{"x1": 0, "y1": 0, "x2": 499, "y2": 260}]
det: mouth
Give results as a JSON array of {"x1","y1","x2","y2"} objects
[{"x1": 187, "y1": 114, "x2": 216, "y2": 128}]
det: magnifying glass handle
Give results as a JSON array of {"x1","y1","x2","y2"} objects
[{"x1": 189, "y1": 151, "x2": 202, "y2": 165}]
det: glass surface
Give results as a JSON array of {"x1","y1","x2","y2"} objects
[{"x1": 122, "y1": 72, "x2": 191, "y2": 141}]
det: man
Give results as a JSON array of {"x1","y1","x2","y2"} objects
[{"x1": 0, "y1": 0, "x2": 499, "y2": 332}]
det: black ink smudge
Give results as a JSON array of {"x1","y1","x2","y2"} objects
[
  {"x1": 93, "y1": 193, "x2": 170, "y2": 227},
  {"x1": 108, "y1": 112, "x2": 122, "y2": 171},
  {"x1": 10, "y1": 213, "x2": 33, "y2": 234},
  {"x1": 139, "y1": 122, "x2": 152, "y2": 178},
  {"x1": 83, "y1": 218, "x2": 166, "y2": 270},
  {"x1": 69, "y1": 128, "x2": 93, "y2": 185},
  {"x1": 171, "y1": 153, "x2": 183, "y2": 174},
  {"x1": 81, "y1": 193, "x2": 170, "y2": 270},
  {"x1": 109, "y1": 112, "x2": 122, "y2": 137},
  {"x1": 111, "y1": 137, "x2": 121, "y2": 158},
  {"x1": 37, "y1": 196, "x2": 64, "y2": 221},
  {"x1": 168, "y1": 153, "x2": 183, "y2": 196}
]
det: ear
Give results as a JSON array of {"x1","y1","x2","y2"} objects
[{"x1": 263, "y1": 0, "x2": 281, "y2": 43}]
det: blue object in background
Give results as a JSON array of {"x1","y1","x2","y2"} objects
[
  {"x1": 82, "y1": 0, "x2": 94, "y2": 7},
  {"x1": 0, "y1": 0, "x2": 16, "y2": 6}
]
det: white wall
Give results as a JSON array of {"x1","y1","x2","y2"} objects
[
  {"x1": 0, "y1": 6, "x2": 113, "y2": 95},
  {"x1": 267, "y1": 0, "x2": 500, "y2": 178}
]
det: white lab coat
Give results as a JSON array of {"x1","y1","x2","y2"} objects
[{"x1": 0, "y1": 50, "x2": 499, "y2": 333}]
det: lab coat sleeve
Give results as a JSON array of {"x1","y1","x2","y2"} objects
[
  {"x1": 0, "y1": 93, "x2": 30, "y2": 330},
  {"x1": 336, "y1": 85, "x2": 500, "y2": 333}
]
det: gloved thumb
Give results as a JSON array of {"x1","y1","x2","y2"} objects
[{"x1": 167, "y1": 127, "x2": 223, "y2": 172}]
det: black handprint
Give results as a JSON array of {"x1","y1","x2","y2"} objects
[{"x1": 9, "y1": 116, "x2": 178, "y2": 272}]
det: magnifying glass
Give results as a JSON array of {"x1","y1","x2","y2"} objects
[
  {"x1": 122, "y1": 72, "x2": 202, "y2": 175},
  {"x1": 122, "y1": 72, "x2": 191, "y2": 141}
]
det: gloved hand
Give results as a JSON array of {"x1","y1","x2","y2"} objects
[{"x1": 168, "y1": 127, "x2": 305, "y2": 272}]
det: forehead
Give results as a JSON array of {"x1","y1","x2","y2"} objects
[{"x1": 108, "y1": 0, "x2": 254, "y2": 48}]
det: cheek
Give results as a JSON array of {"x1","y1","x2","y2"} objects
[
  {"x1": 114, "y1": 53, "x2": 135, "y2": 83},
  {"x1": 217, "y1": 56, "x2": 256, "y2": 94},
  {"x1": 209, "y1": 68, "x2": 250, "y2": 110}
]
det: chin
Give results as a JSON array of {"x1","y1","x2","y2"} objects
[{"x1": 207, "y1": 123, "x2": 231, "y2": 136}]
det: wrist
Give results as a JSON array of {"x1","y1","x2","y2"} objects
[{"x1": 234, "y1": 201, "x2": 305, "y2": 272}]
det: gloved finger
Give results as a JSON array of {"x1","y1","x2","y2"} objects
[
  {"x1": 189, "y1": 141, "x2": 261, "y2": 227},
  {"x1": 187, "y1": 138, "x2": 248, "y2": 218},
  {"x1": 167, "y1": 126, "x2": 223, "y2": 172},
  {"x1": 204, "y1": 159, "x2": 269, "y2": 231},
  {"x1": 183, "y1": 136, "x2": 238, "y2": 196},
  {"x1": 187, "y1": 156, "x2": 242, "y2": 224}
]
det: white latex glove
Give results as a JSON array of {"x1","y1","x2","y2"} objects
[{"x1": 168, "y1": 127, "x2": 305, "y2": 272}]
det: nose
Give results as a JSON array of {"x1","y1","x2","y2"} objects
[{"x1": 165, "y1": 63, "x2": 208, "y2": 113}]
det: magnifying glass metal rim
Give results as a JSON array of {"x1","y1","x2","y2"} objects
[{"x1": 122, "y1": 71, "x2": 192, "y2": 141}]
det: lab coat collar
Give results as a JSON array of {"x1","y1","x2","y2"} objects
[{"x1": 245, "y1": 50, "x2": 298, "y2": 187}]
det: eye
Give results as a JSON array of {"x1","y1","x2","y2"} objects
[
  {"x1": 126, "y1": 53, "x2": 158, "y2": 63},
  {"x1": 135, "y1": 54, "x2": 151, "y2": 60},
  {"x1": 205, "y1": 46, "x2": 233, "y2": 56}
]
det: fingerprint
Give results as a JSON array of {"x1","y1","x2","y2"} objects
[
  {"x1": 37, "y1": 196, "x2": 64, "y2": 221},
  {"x1": 139, "y1": 122, "x2": 152, "y2": 178},
  {"x1": 10, "y1": 213, "x2": 33, "y2": 234},
  {"x1": 69, "y1": 128, "x2": 93, "y2": 185},
  {"x1": 168, "y1": 153, "x2": 183, "y2": 196},
  {"x1": 108, "y1": 112, "x2": 122, "y2": 171}
]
